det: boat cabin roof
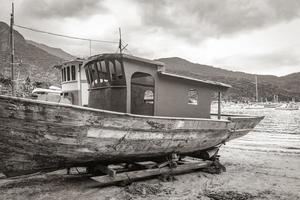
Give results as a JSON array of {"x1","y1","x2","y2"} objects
[
  {"x1": 86, "y1": 54, "x2": 164, "y2": 67},
  {"x1": 53, "y1": 58, "x2": 84, "y2": 69},
  {"x1": 158, "y1": 71, "x2": 231, "y2": 89}
]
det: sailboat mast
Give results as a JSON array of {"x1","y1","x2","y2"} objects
[
  {"x1": 255, "y1": 75, "x2": 258, "y2": 102},
  {"x1": 10, "y1": 2, "x2": 15, "y2": 96}
]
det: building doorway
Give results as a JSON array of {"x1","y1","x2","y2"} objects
[{"x1": 131, "y1": 72, "x2": 155, "y2": 115}]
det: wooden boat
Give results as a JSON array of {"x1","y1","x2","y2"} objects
[
  {"x1": 275, "y1": 103, "x2": 299, "y2": 110},
  {"x1": 0, "y1": 54, "x2": 264, "y2": 177},
  {"x1": 0, "y1": 95, "x2": 263, "y2": 177},
  {"x1": 263, "y1": 103, "x2": 280, "y2": 108},
  {"x1": 244, "y1": 103, "x2": 265, "y2": 109}
]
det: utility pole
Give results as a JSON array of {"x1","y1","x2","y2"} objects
[
  {"x1": 255, "y1": 75, "x2": 258, "y2": 102},
  {"x1": 10, "y1": 2, "x2": 15, "y2": 96},
  {"x1": 218, "y1": 92, "x2": 221, "y2": 119},
  {"x1": 119, "y1": 27, "x2": 122, "y2": 54},
  {"x1": 89, "y1": 39, "x2": 92, "y2": 56}
]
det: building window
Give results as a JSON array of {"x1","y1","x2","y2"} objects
[
  {"x1": 62, "y1": 68, "x2": 66, "y2": 82},
  {"x1": 71, "y1": 65, "x2": 76, "y2": 80},
  {"x1": 66, "y1": 66, "x2": 70, "y2": 81},
  {"x1": 144, "y1": 90, "x2": 154, "y2": 104},
  {"x1": 188, "y1": 89, "x2": 198, "y2": 105}
]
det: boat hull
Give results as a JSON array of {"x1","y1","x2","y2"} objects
[{"x1": 0, "y1": 95, "x2": 263, "y2": 177}]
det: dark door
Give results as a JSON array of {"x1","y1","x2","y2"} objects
[{"x1": 131, "y1": 72, "x2": 154, "y2": 116}]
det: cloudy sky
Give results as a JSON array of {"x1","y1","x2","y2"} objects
[{"x1": 1, "y1": 0, "x2": 300, "y2": 76}]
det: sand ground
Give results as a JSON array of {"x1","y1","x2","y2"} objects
[{"x1": 0, "y1": 132, "x2": 299, "y2": 200}]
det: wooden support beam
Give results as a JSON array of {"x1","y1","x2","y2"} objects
[
  {"x1": 94, "y1": 164, "x2": 116, "y2": 177},
  {"x1": 132, "y1": 161, "x2": 157, "y2": 169},
  {"x1": 91, "y1": 160, "x2": 212, "y2": 186}
]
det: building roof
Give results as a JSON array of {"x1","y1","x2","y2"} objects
[
  {"x1": 53, "y1": 58, "x2": 84, "y2": 69},
  {"x1": 158, "y1": 71, "x2": 231, "y2": 89},
  {"x1": 122, "y1": 54, "x2": 165, "y2": 66}
]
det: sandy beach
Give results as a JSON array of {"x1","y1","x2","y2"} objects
[{"x1": 1, "y1": 130, "x2": 299, "y2": 200}]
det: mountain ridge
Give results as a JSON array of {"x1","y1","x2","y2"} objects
[
  {"x1": 0, "y1": 21, "x2": 299, "y2": 101},
  {"x1": 27, "y1": 40, "x2": 75, "y2": 61},
  {"x1": 0, "y1": 21, "x2": 64, "y2": 84},
  {"x1": 157, "y1": 57, "x2": 300, "y2": 101}
]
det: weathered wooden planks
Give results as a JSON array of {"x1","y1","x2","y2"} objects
[{"x1": 91, "y1": 160, "x2": 213, "y2": 186}]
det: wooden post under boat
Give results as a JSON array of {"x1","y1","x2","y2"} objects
[{"x1": 91, "y1": 159, "x2": 213, "y2": 186}]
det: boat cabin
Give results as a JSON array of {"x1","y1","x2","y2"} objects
[
  {"x1": 54, "y1": 58, "x2": 89, "y2": 106},
  {"x1": 31, "y1": 87, "x2": 62, "y2": 102},
  {"x1": 83, "y1": 54, "x2": 231, "y2": 118}
]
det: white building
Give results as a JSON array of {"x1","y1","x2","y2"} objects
[{"x1": 54, "y1": 58, "x2": 88, "y2": 106}]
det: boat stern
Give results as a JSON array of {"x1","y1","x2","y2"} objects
[{"x1": 226, "y1": 115, "x2": 264, "y2": 141}]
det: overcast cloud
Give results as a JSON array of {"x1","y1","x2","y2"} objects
[
  {"x1": 136, "y1": 0, "x2": 300, "y2": 41},
  {"x1": 1, "y1": 0, "x2": 300, "y2": 76},
  {"x1": 20, "y1": 0, "x2": 107, "y2": 19}
]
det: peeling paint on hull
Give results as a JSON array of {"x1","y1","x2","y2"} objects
[{"x1": 0, "y1": 95, "x2": 264, "y2": 177}]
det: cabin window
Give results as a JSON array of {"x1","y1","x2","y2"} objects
[
  {"x1": 144, "y1": 90, "x2": 154, "y2": 104},
  {"x1": 96, "y1": 62, "x2": 101, "y2": 74},
  {"x1": 61, "y1": 69, "x2": 63, "y2": 82},
  {"x1": 115, "y1": 60, "x2": 123, "y2": 78},
  {"x1": 85, "y1": 68, "x2": 90, "y2": 84},
  {"x1": 188, "y1": 89, "x2": 198, "y2": 105},
  {"x1": 109, "y1": 60, "x2": 125, "y2": 86},
  {"x1": 100, "y1": 60, "x2": 107, "y2": 73},
  {"x1": 109, "y1": 61, "x2": 116, "y2": 81},
  {"x1": 96, "y1": 61, "x2": 102, "y2": 83},
  {"x1": 66, "y1": 66, "x2": 70, "y2": 81},
  {"x1": 63, "y1": 68, "x2": 66, "y2": 82},
  {"x1": 71, "y1": 65, "x2": 76, "y2": 80},
  {"x1": 85, "y1": 59, "x2": 125, "y2": 88},
  {"x1": 89, "y1": 64, "x2": 94, "y2": 84},
  {"x1": 86, "y1": 64, "x2": 94, "y2": 85},
  {"x1": 90, "y1": 63, "x2": 98, "y2": 86},
  {"x1": 93, "y1": 63, "x2": 99, "y2": 85},
  {"x1": 115, "y1": 60, "x2": 125, "y2": 85},
  {"x1": 97, "y1": 60, "x2": 109, "y2": 85}
]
